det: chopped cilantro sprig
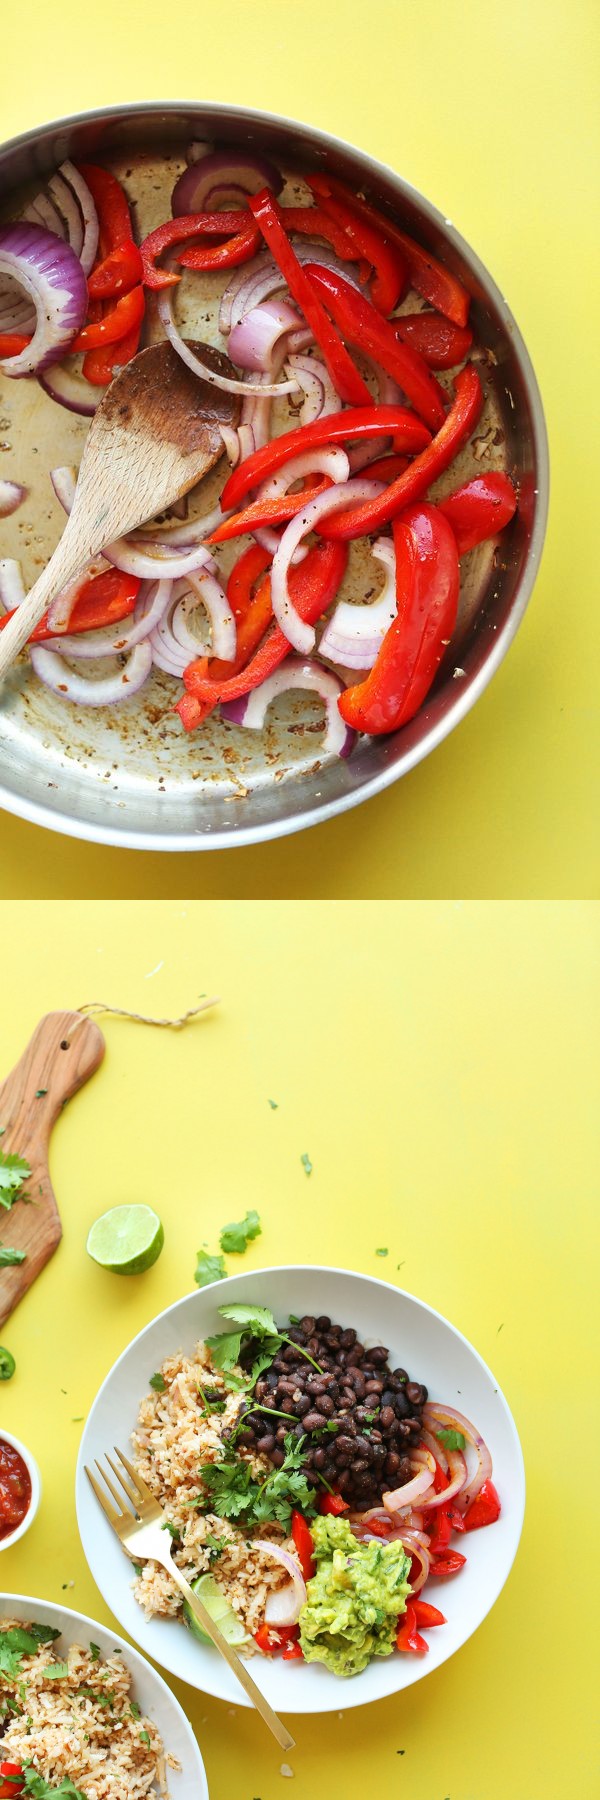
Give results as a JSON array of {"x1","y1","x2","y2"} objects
[
  {"x1": 0, "y1": 1150, "x2": 31, "y2": 1211},
  {"x1": 199, "y1": 1433, "x2": 317, "y2": 1533}
]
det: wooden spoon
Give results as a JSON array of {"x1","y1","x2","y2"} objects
[
  {"x1": 0, "y1": 1011, "x2": 105, "y2": 1328},
  {"x1": 0, "y1": 342, "x2": 239, "y2": 683}
]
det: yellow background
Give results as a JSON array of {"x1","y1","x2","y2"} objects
[
  {"x1": 0, "y1": 0, "x2": 598, "y2": 898},
  {"x1": 0, "y1": 900, "x2": 597, "y2": 1798}
]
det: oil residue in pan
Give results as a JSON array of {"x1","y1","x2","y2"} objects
[{"x1": 0, "y1": 147, "x2": 510, "y2": 838}]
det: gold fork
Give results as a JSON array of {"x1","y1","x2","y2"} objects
[{"x1": 86, "y1": 1447, "x2": 294, "y2": 1752}]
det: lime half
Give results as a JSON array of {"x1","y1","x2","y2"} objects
[
  {"x1": 183, "y1": 1573, "x2": 248, "y2": 1647},
  {"x1": 86, "y1": 1204, "x2": 164, "y2": 1275}
]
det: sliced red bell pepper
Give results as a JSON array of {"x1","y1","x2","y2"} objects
[
  {"x1": 306, "y1": 263, "x2": 446, "y2": 430},
  {"x1": 82, "y1": 318, "x2": 143, "y2": 386},
  {"x1": 177, "y1": 541, "x2": 347, "y2": 729},
  {"x1": 220, "y1": 405, "x2": 431, "y2": 513},
  {"x1": 78, "y1": 164, "x2": 143, "y2": 300},
  {"x1": 0, "y1": 569, "x2": 139, "y2": 642},
  {"x1": 338, "y1": 503, "x2": 459, "y2": 735},
  {"x1": 0, "y1": 333, "x2": 31, "y2": 357},
  {"x1": 437, "y1": 473, "x2": 517, "y2": 554},
  {"x1": 72, "y1": 283, "x2": 145, "y2": 350},
  {"x1": 463, "y1": 1479, "x2": 501, "y2": 1531},
  {"x1": 140, "y1": 212, "x2": 261, "y2": 288},
  {"x1": 88, "y1": 237, "x2": 143, "y2": 299},
  {"x1": 411, "y1": 1600, "x2": 446, "y2": 1628},
  {"x1": 207, "y1": 478, "x2": 331, "y2": 545},
  {"x1": 319, "y1": 364, "x2": 483, "y2": 540},
  {"x1": 319, "y1": 1491, "x2": 349, "y2": 1516},
  {"x1": 0, "y1": 1765, "x2": 25, "y2": 1798},
  {"x1": 431, "y1": 1457, "x2": 450, "y2": 1495},
  {"x1": 253, "y1": 1622, "x2": 300, "y2": 1655},
  {"x1": 248, "y1": 188, "x2": 371, "y2": 406},
  {"x1": 307, "y1": 175, "x2": 407, "y2": 315},
  {"x1": 396, "y1": 1603, "x2": 428, "y2": 1653},
  {"x1": 362, "y1": 1516, "x2": 393, "y2": 1537},
  {"x1": 392, "y1": 311, "x2": 473, "y2": 368},
  {"x1": 427, "y1": 1507, "x2": 453, "y2": 1554},
  {"x1": 358, "y1": 453, "x2": 409, "y2": 482},
  {"x1": 307, "y1": 175, "x2": 470, "y2": 327},
  {"x1": 291, "y1": 1510, "x2": 316, "y2": 1581},
  {"x1": 282, "y1": 1638, "x2": 304, "y2": 1660},
  {"x1": 280, "y1": 204, "x2": 365, "y2": 264},
  {"x1": 429, "y1": 1550, "x2": 467, "y2": 1575}
]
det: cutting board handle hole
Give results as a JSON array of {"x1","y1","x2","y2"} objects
[{"x1": 60, "y1": 1040, "x2": 70, "y2": 1050}]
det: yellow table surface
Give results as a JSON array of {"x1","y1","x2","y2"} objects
[
  {"x1": 0, "y1": 900, "x2": 597, "y2": 1798},
  {"x1": 0, "y1": 2, "x2": 598, "y2": 898}
]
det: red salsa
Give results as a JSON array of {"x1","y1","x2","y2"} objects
[{"x1": 0, "y1": 1439, "x2": 31, "y2": 1539}]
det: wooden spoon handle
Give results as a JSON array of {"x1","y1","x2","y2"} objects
[{"x1": 0, "y1": 1011, "x2": 105, "y2": 1327}]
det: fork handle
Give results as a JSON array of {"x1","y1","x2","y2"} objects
[{"x1": 167, "y1": 1559, "x2": 295, "y2": 1752}]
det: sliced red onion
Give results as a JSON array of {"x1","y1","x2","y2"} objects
[
  {"x1": 157, "y1": 289, "x2": 299, "y2": 399},
  {"x1": 0, "y1": 557, "x2": 26, "y2": 611},
  {"x1": 46, "y1": 571, "x2": 90, "y2": 635},
  {"x1": 0, "y1": 225, "x2": 87, "y2": 377},
  {"x1": 135, "y1": 500, "x2": 226, "y2": 548},
  {"x1": 271, "y1": 478, "x2": 383, "y2": 654},
  {"x1": 43, "y1": 579, "x2": 172, "y2": 659},
  {"x1": 253, "y1": 1540, "x2": 307, "y2": 1625},
  {"x1": 228, "y1": 298, "x2": 303, "y2": 372},
  {"x1": 383, "y1": 1465, "x2": 435, "y2": 1514},
  {"x1": 423, "y1": 1403, "x2": 493, "y2": 1508},
  {"x1": 57, "y1": 161, "x2": 99, "y2": 276},
  {"x1": 347, "y1": 365, "x2": 403, "y2": 473},
  {"x1": 50, "y1": 459, "x2": 226, "y2": 554},
  {"x1": 22, "y1": 192, "x2": 66, "y2": 238},
  {"x1": 420, "y1": 1448, "x2": 468, "y2": 1511},
  {"x1": 219, "y1": 424, "x2": 242, "y2": 466},
  {"x1": 219, "y1": 244, "x2": 361, "y2": 336},
  {"x1": 149, "y1": 634, "x2": 189, "y2": 677},
  {"x1": 103, "y1": 537, "x2": 214, "y2": 581},
  {"x1": 30, "y1": 638, "x2": 153, "y2": 705},
  {"x1": 47, "y1": 171, "x2": 84, "y2": 257},
  {"x1": 252, "y1": 446, "x2": 349, "y2": 568},
  {"x1": 221, "y1": 658, "x2": 355, "y2": 759},
  {"x1": 285, "y1": 353, "x2": 341, "y2": 426},
  {"x1": 172, "y1": 150, "x2": 283, "y2": 218},
  {"x1": 39, "y1": 358, "x2": 101, "y2": 416},
  {"x1": 319, "y1": 535, "x2": 396, "y2": 670},
  {"x1": 50, "y1": 464, "x2": 77, "y2": 513},
  {"x1": 420, "y1": 1429, "x2": 449, "y2": 1475},
  {"x1": 0, "y1": 480, "x2": 26, "y2": 518},
  {"x1": 172, "y1": 570, "x2": 236, "y2": 662}
]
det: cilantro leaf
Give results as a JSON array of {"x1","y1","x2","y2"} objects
[
  {"x1": 139, "y1": 1729, "x2": 151, "y2": 1747},
  {"x1": 149, "y1": 1372, "x2": 166, "y2": 1393},
  {"x1": 199, "y1": 1434, "x2": 317, "y2": 1534},
  {"x1": 218, "y1": 1302, "x2": 279, "y2": 1337},
  {"x1": 20, "y1": 1773, "x2": 88, "y2": 1799},
  {"x1": 219, "y1": 1210, "x2": 262, "y2": 1255},
  {"x1": 436, "y1": 1428, "x2": 466, "y2": 1452},
  {"x1": 0, "y1": 1150, "x2": 31, "y2": 1211},
  {"x1": 0, "y1": 1624, "x2": 60, "y2": 1681},
  {"x1": 0, "y1": 1243, "x2": 26, "y2": 1266},
  {"x1": 206, "y1": 1328, "x2": 244, "y2": 1372},
  {"x1": 194, "y1": 1250, "x2": 227, "y2": 1289}
]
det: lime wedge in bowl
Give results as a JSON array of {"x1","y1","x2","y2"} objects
[
  {"x1": 183, "y1": 1574, "x2": 249, "y2": 1648},
  {"x1": 86, "y1": 1204, "x2": 164, "y2": 1275}
]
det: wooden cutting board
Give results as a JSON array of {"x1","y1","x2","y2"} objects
[{"x1": 0, "y1": 1011, "x2": 105, "y2": 1329}]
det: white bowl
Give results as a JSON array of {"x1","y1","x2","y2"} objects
[
  {"x1": 76, "y1": 1265, "x2": 525, "y2": 1715},
  {"x1": 0, "y1": 1430, "x2": 42, "y2": 1551},
  {"x1": 0, "y1": 1591, "x2": 208, "y2": 1797}
]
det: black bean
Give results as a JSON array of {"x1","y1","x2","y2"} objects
[
  {"x1": 406, "y1": 1381, "x2": 425, "y2": 1405},
  {"x1": 306, "y1": 1377, "x2": 327, "y2": 1395},
  {"x1": 270, "y1": 1448, "x2": 285, "y2": 1467},
  {"x1": 385, "y1": 1451, "x2": 402, "y2": 1476},
  {"x1": 296, "y1": 1395, "x2": 311, "y2": 1417},
  {"x1": 299, "y1": 1315, "x2": 316, "y2": 1335},
  {"x1": 302, "y1": 1410, "x2": 328, "y2": 1431},
  {"x1": 380, "y1": 1406, "x2": 395, "y2": 1430},
  {"x1": 315, "y1": 1316, "x2": 331, "y2": 1332},
  {"x1": 354, "y1": 1436, "x2": 373, "y2": 1458},
  {"x1": 306, "y1": 1337, "x2": 322, "y2": 1356},
  {"x1": 398, "y1": 1457, "x2": 413, "y2": 1485},
  {"x1": 368, "y1": 1346, "x2": 389, "y2": 1365},
  {"x1": 319, "y1": 1394, "x2": 335, "y2": 1417},
  {"x1": 339, "y1": 1328, "x2": 357, "y2": 1349},
  {"x1": 381, "y1": 1390, "x2": 395, "y2": 1409},
  {"x1": 312, "y1": 1447, "x2": 326, "y2": 1470},
  {"x1": 275, "y1": 1424, "x2": 287, "y2": 1442},
  {"x1": 347, "y1": 1369, "x2": 366, "y2": 1396},
  {"x1": 337, "y1": 1468, "x2": 352, "y2": 1493},
  {"x1": 397, "y1": 1421, "x2": 411, "y2": 1439},
  {"x1": 335, "y1": 1434, "x2": 356, "y2": 1456},
  {"x1": 344, "y1": 1348, "x2": 363, "y2": 1367},
  {"x1": 236, "y1": 1430, "x2": 255, "y2": 1447},
  {"x1": 352, "y1": 1458, "x2": 369, "y2": 1474},
  {"x1": 325, "y1": 1330, "x2": 341, "y2": 1348},
  {"x1": 394, "y1": 1391, "x2": 411, "y2": 1418},
  {"x1": 259, "y1": 1433, "x2": 275, "y2": 1454},
  {"x1": 391, "y1": 1368, "x2": 408, "y2": 1384},
  {"x1": 341, "y1": 1391, "x2": 357, "y2": 1409}
]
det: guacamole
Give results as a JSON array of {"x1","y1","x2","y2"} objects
[{"x1": 298, "y1": 1515, "x2": 411, "y2": 1677}]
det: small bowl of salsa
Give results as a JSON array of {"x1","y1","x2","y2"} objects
[{"x1": 0, "y1": 1431, "x2": 41, "y2": 1550}]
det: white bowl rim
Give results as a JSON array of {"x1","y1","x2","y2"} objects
[
  {"x1": 76, "y1": 1263, "x2": 526, "y2": 1713},
  {"x1": 0, "y1": 1588, "x2": 208, "y2": 1794},
  {"x1": 0, "y1": 1428, "x2": 42, "y2": 1551}
]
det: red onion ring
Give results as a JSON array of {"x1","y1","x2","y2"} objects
[
  {"x1": 0, "y1": 480, "x2": 26, "y2": 518},
  {"x1": 228, "y1": 298, "x2": 303, "y2": 372},
  {"x1": 39, "y1": 359, "x2": 101, "y2": 416},
  {"x1": 0, "y1": 557, "x2": 26, "y2": 612},
  {"x1": 173, "y1": 570, "x2": 236, "y2": 662},
  {"x1": 423, "y1": 1403, "x2": 493, "y2": 1508},
  {"x1": 383, "y1": 1464, "x2": 436, "y2": 1514},
  {"x1": 102, "y1": 538, "x2": 214, "y2": 582},
  {"x1": 157, "y1": 289, "x2": 299, "y2": 400},
  {"x1": 0, "y1": 224, "x2": 87, "y2": 378},
  {"x1": 172, "y1": 151, "x2": 283, "y2": 218},
  {"x1": 271, "y1": 477, "x2": 383, "y2": 654},
  {"x1": 47, "y1": 171, "x2": 84, "y2": 257},
  {"x1": 22, "y1": 193, "x2": 66, "y2": 238},
  {"x1": 30, "y1": 638, "x2": 153, "y2": 706},
  {"x1": 57, "y1": 161, "x2": 99, "y2": 276},
  {"x1": 285, "y1": 353, "x2": 341, "y2": 426},
  {"x1": 252, "y1": 1540, "x2": 306, "y2": 1626},
  {"x1": 221, "y1": 657, "x2": 355, "y2": 759},
  {"x1": 219, "y1": 244, "x2": 361, "y2": 336},
  {"x1": 319, "y1": 535, "x2": 396, "y2": 670}
]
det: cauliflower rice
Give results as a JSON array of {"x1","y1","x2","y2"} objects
[
  {"x1": 131, "y1": 1341, "x2": 298, "y2": 1648},
  {"x1": 0, "y1": 1623, "x2": 179, "y2": 1798}
]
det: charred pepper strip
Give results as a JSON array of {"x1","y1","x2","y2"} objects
[
  {"x1": 309, "y1": 173, "x2": 471, "y2": 328},
  {"x1": 140, "y1": 212, "x2": 261, "y2": 288},
  {"x1": 220, "y1": 405, "x2": 431, "y2": 513},
  {"x1": 306, "y1": 262, "x2": 446, "y2": 430},
  {"x1": 306, "y1": 175, "x2": 407, "y2": 315},
  {"x1": 79, "y1": 163, "x2": 143, "y2": 298},
  {"x1": 248, "y1": 188, "x2": 372, "y2": 406},
  {"x1": 318, "y1": 365, "x2": 483, "y2": 540}
]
